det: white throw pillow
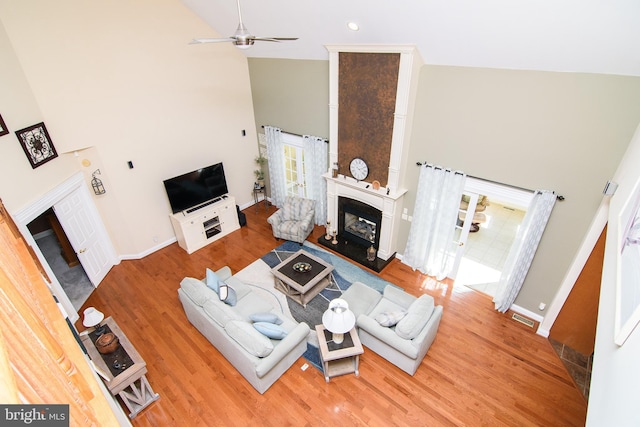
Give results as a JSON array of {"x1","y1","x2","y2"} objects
[
  {"x1": 374, "y1": 310, "x2": 407, "y2": 327},
  {"x1": 395, "y1": 295, "x2": 435, "y2": 340}
]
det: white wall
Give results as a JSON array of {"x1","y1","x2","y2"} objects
[
  {"x1": 587, "y1": 123, "x2": 640, "y2": 425},
  {"x1": 0, "y1": 0, "x2": 258, "y2": 256}
]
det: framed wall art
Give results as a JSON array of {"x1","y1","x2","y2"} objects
[
  {"x1": 615, "y1": 176, "x2": 640, "y2": 346},
  {"x1": 15, "y1": 122, "x2": 58, "y2": 169},
  {"x1": 0, "y1": 114, "x2": 8, "y2": 137}
]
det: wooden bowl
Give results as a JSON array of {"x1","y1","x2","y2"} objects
[{"x1": 95, "y1": 332, "x2": 119, "y2": 354}]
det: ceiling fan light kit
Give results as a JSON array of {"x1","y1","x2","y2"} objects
[{"x1": 190, "y1": 0, "x2": 298, "y2": 49}]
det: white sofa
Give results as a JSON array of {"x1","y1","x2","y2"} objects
[
  {"x1": 342, "y1": 281, "x2": 443, "y2": 376},
  {"x1": 178, "y1": 266, "x2": 310, "y2": 394}
]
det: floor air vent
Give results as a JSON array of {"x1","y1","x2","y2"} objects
[{"x1": 512, "y1": 313, "x2": 535, "y2": 328}]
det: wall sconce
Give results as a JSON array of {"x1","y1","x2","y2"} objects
[{"x1": 91, "y1": 169, "x2": 106, "y2": 195}]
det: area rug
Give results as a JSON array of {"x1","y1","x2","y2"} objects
[{"x1": 233, "y1": 240, "x2": 398, "y2": 370}]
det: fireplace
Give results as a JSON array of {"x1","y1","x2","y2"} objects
[{"x1": 339, "y1": 197, "x2": 382, "y2": 249}]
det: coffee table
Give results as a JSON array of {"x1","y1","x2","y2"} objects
[
  {"x1": 315, "y1": 324, "x2": 364, "y2": 382},
  {"x1": 271, "y1": 249, "x2": 334, "y2": 307}
]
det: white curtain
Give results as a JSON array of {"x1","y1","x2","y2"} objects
[
  {"x1": 303, "y1": 135, "x2": 328, "y2": 225},
  {"x1": 403, "y1": 164, "x2": 466, "y2": 280},
  {"x1": 493, "y1": 190, "x2": 557, "y2": 312},
  {"x1": 265, "y1": 126, "x2": 287, "y2": 207}
]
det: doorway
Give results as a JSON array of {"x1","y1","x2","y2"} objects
[
  {"x1": 452, "y1": 178, "x2": 533, "y2": 297},
  {"x1": 13, "y1": 172, "x2": 118, "y2": 323},
  {"x1": 27, "y1": 208, "x2": 94, "y2": 311}
]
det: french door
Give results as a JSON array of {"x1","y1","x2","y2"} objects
[
  {"x1": 283, "y1": 135, "x2": 307, "y2": 198},
  {"x1": 449, "y1": 192, "x2": 478, "y2": 280}
]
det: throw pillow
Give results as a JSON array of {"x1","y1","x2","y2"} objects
[
  {"x1": 395, "y1": 295, "x2": 435, "y2": 340},
  {"x1": 205, "y1": 268, "x2": 220, "y2": 293},
  {"x1": 374, "y1": 310, "x2": 407, "y2": 327},
  {"x1": 249, "y1": 312, "x2": 283, "y2": 325},
  {"x1": 253, "y1": 322, "x2": 288, "y2": 340},
  {"x1": 225, "y1": 320, "x2": 274, "y2": 358},
  {"x1": 218, "y1": 283, "x2": 237, "y2": 306}
]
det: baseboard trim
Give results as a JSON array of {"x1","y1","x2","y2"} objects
[
  {"x1": 510, "y1": 304, "x2": 548, "y2": 336},
  {"x1": 119, "y1": 237, "x2": 176, "y2": 261}
]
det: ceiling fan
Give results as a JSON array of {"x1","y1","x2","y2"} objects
[{"x1": 190, "y1": 0, "x2": 298, "y2": 49}]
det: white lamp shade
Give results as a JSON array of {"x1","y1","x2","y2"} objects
[
  {"x1": 322, "y1": 299, "x2": 356, "y2": 334},
  {"x1": 82, "y1": 307, "x2": 104, "y2": 328}
]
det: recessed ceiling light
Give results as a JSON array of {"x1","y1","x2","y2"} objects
[{"x1": 347, "y1": 22, "x2": 359, "y2": 31}]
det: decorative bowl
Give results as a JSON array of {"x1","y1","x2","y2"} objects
[
  {"x1": 95, "y1": 332, "x2": 120, "y2": 354},
  {"x1": 292, "y1": 262, "x2": 312, "y2": 273}
]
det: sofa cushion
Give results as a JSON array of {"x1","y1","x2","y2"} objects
[
  {"x1": 206, "y1": 268, "x2": 220, "y2": 293},
  {"x1": 250, "y1": 312, "x2": 283, "y2": 325},
  {"x1": 180, "y1": 277, "x2": 217, "y2": 307},
  {"x1": 225, "y1": 320, "x2": 274, "y2": 358},
  {"x1": 202, "y1": 298, "x2": 243, "y2": 327},
  {"x1": 375, "y1": 310, "x2": 407, "y2": 327},
  {"x1": 395, "y1": 295, "x2": 435, "y2": 340},
  {"x1": 253, "y1": 322, "x2": 288, "y2": 340}
]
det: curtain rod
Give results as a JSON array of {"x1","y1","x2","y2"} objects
[
  {"x1": 415, "y1": 161, "x2": 565, "y2": 201},
  {"x1": 261, "y1": 125, "x2": 328, "y2": 142}
]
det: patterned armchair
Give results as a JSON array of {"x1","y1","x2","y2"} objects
[{"x1": 267, "y1": 197, "x2": 316, "y2": 244}]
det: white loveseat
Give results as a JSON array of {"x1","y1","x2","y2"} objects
[
  {"x1": 178, "y1": 266, "x2": 310, "y2": 394},
  {"x1": 342, "y1": 281, "x2": 443, "y2": 376}
]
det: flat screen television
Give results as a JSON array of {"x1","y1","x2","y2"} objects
[{"x1": 163, "y1": 163, "x2": 228, "y2": 214}]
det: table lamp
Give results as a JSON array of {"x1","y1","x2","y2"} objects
[
  {"x1": 322, "y1": 298, "x2": 355, "y2": 344},
  {"x1": 83, "y1": 307, "x2": 106, "y2": 335}
]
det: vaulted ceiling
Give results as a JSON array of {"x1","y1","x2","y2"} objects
[{"x1": 182, "y1": 0, "x2": 640, "y2": 77}]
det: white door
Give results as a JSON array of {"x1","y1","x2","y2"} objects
[
  {"x1": 449, "y1": 192, "x2": 479, "y2": 280},
  {"x1": 53, "y1": 187, "x2": 116, "y2": 286}
]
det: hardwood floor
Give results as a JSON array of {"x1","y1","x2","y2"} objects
[{"x1": 76, "y1": 205, "x2": 587, "y2": 426}]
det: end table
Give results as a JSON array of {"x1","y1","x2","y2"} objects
[
  {"x1": 80, "y1": 317, "x2": 159, "y2": 418},
  {"x1": 253, "y1": 186, "x2": 269, "y2": 212},
  {"x1": 315, "y1": 324, "x2": 364, "y2": 382}
]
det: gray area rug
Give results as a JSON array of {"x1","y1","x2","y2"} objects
[{"x1": 35, "y1": 233, "x2": 94, "y2": 310}]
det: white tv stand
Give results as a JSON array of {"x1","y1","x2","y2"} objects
[{"x1": 169, "y1": 195, "x2": 240, "y2": 254}]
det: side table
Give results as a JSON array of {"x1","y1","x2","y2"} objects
[
  {"x1": 80, "y1": 317, "x2": 159, "y2": 419},
  {"x1": 315, "y1": 324, "x2": 364, "y2": 382},
  {"x1": 253, "y1": 186, "x2": 269, "y2": 212}
]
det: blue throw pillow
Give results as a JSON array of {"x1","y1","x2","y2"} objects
[
  {"x1": 249, "y1": 312, "x2": 283, "y2": 325},
  {"x1": 253, "y1": 322, "x2": 288, "y2": 340},
  {"x1": 206, "y1": 268, "x2": 219, "y2": 293},
  {"x1": 218, "y1": 283, "x2": 237, "y2": 306}
]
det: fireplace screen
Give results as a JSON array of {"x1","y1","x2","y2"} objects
[{"x1": 345, "y1": 213, "x2": 376, "y2": 244}]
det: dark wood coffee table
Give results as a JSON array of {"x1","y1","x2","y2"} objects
[{"x1": 271, "y1": 249, "x2": 334, "y2": 307}]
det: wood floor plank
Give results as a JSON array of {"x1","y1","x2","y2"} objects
[{"x1": 76, "y1": 205, "x2": 587, "y2": 426}]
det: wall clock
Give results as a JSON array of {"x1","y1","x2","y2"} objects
[{"x1": 349, "y1": 157, "x2": 369, "y2": 181}]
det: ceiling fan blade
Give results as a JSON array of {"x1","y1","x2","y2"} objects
[
  {"x1": 254, "y1": 37, "x2": 299, "y2": 42},
  {"x1": 189, "y1": 37, "x2": 236, "y2": 44}
]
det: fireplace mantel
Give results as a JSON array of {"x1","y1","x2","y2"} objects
[{"x1": 324, "y1": 172, "x2": 406, "y2": 261}]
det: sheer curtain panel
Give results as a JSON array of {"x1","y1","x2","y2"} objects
[
  {"x1": 403, "y1": 164, "x2": 466, "y2": 280},
  {"x1": 493, "y1": 190, "x2": 557, "y2": 312},
  {"x1": 303, "y1": 135, "x2": 328, "y2": 225},
  {"x1": 265, "y1": 126, "x2": 287, "y2": 207}
]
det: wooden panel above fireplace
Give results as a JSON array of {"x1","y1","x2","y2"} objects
[{"x1": 338, "y1": 52, "x2": 399, "y2": 187}]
